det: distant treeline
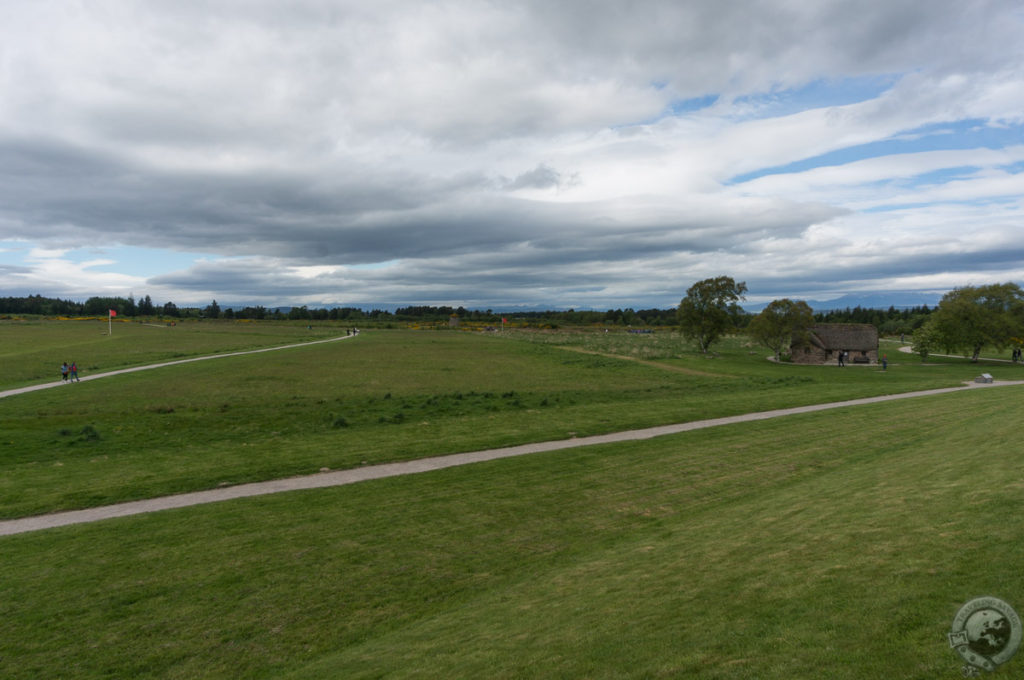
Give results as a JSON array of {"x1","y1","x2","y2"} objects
[
  {"x1": 1, "y1": 294, "x2": 932, "y2": 331},
  {"x1": 0, "y1": 295, "x2": 385, "y2": 321},
  {"x1": 0, "y1": 295, "x2": 679, "y2": 326},
  {"x1": 813, "y1": 305, "x2": 934, "y2": 335}
]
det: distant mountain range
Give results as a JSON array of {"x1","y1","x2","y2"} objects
[
  {"x1": 222, "y1": 291, "x2": 947, "y2": 315},
  {"x1": 741, "y1": 291, "x2": 944, "y2": 313}
]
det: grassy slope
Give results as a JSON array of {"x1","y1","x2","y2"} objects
[
  {"x1": 2, "y1": 387, "x2": 1023, "y2": 678},
  {"x1": 0, "y1": 327, "x2": 1001, "y2": 519}
]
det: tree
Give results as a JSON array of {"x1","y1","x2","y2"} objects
[
  {"x1": 203, "y1": 300, "x2": 221, "y2": 319},
  {"x1": 137, "y1": 295, "x2": 155, "y2": 315},
  {"x1": 84, "y1": 296, "x2": 133, "y2": 316},
  {"x1": 747, "y1": 298, "x2": 814, "y2": 360},
  {"x1": 929, "y1": 283, "x2": 1024, "y2": 361},
  {"x1": 911, "y1": 319, "x2": 940, "y2": 362},
  {"x1": 677, "y1": 276, "x2": 748, "y2": 353}
]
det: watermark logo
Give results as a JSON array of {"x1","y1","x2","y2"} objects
[{"x1": 949, "y1": 597, "x2": 1021, "y2": 675}]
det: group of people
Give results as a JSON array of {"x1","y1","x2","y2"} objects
[
  {"x1": 1013, "y1": 348, "x2": 1023, "y2": 362},
  {"x1": 60, "y1": 361, "x2": 80, "y2": 383}
]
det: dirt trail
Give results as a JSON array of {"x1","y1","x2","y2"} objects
[{"x1": 3, "y1": 376, "x2": 1021, "y2": 537}]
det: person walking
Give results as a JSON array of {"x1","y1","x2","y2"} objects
[
  {"x1": 837, "y1": 350, "x2": 845, "y2": 367},
  {"x1": 70, "y1": 361, "x2": 79, "y2": 382},
  {"x1": 61, "y1": 362, "x2": 69, "y2": 382}
]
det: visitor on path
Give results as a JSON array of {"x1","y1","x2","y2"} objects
[
  {"x1": 61, "y1": 362, "x2": 69, "y2": 382},
  {"x1": 70, "y1": 361, "x2": 79, "y2": 382},
  {"x1": 882, "y1": 354, "x2": 887, "y2": 370},
  {"x1": 837, "y1": 351, "x2": 845, "y2": 367}
]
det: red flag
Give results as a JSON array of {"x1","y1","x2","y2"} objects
[
  {"x1": 502, "y1": 317, "x2": 508, "y2": 323},
  {"x1": 109, "y1": 309, "x2": 117, "y2": 317}
]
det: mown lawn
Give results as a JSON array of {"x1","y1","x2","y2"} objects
[
  {"x1": 2, "y1": 386, "x2": 1023, "y2": 678},
  {"x1": 2, "y1": 325, "x2": 1018, "y2": 519}
]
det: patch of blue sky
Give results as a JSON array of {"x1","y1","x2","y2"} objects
[
  {"x1": 729, "y1": 74, "x2": 899, "y2": 121},
  {"x1": 728, "y1": 119, "x2": 1024, "y2": 185},
  {"x1": 66, "y1": 245, "x2": 213, "y2": 278},
  {"x1": 0, "y1": 240, "x2": 32, "y2": 265},
  {"x1": 900, "y1": 165, "x2": 984, "y2": 186},
  {"x1": 862, "y1": 195, "x2": 1020, "y2": 214},
  {"x1": 664, "y1": 94, "x2": 719, "y2": 115},
  {"x1": 614, "y1": 92, "x2": 718, "y2": 128},
  {"x1": 1003, "y1": 160, "x2": 1024, "y2": 174},
  {"x1": 892, "y1": 119, "x2": 1024, "y2": 149}
]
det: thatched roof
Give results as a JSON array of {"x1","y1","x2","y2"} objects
[{"x1": 796, "y1": 323, "x2": 878, "y2": 351}]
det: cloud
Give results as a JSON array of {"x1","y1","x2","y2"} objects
[
  {"x1": 1, "y1": 1, "x2": 1023, "y2": 307},
  {"x1": 504, "y1": 164, "x2": 566, "y2": 191}
]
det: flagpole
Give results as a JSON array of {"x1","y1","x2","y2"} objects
[{"x1": 109, "y1": 310, "x2": 112, "y2": 335}]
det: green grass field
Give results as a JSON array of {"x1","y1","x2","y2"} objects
[
  {"x1": 0, "y1": 318, "x2": 335, "y2": 388},
  {"x1": 2, "y1": 320, "x2": 1023, "y2": 678},
  {"x1": 0, "y1": 324, "x2": 998, "y2": 519}
]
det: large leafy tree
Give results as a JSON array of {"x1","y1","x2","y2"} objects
[
  {"x1": 930, "y1": 283, "x2": 1024, "y2": 361},
  {"x1": 677, "y1": 276, "x2": 748, "y2": 353},
  {"x1": 747, "y1": 298, "x2": 814, "y2": 360}
]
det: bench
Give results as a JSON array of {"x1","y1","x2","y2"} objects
[{"x1": 852, "y1": 356, "x2": 871, "y2": 364}]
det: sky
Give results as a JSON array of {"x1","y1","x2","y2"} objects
[{"x1": 1, "y1": 0, "x2": 1023, "y2": 310}]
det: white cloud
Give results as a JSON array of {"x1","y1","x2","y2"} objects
[{"x1": 1, "y1": 0, "x2": 1023, "y2": 307}]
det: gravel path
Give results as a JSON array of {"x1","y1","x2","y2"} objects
[
  {"x1": 3, "y1": 376, "x2": 1022, "y2": 537},
  {"x1": 894, "y1": 344, "x2": 1019, "y2": 363}
]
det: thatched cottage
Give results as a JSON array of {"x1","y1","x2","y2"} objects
[{"x1": 790, "y1": 323, "x2": 879, "y2": 365}]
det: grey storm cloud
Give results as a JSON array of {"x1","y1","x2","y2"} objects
[
  {"x1": 1, "y1": 0, "x2": 1023, "y2": 308},
  {"x1": 505, "y1": 164, "x2": 566, "y2": 191}
]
